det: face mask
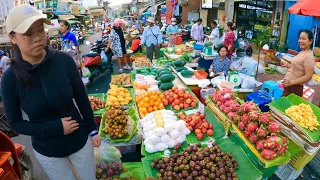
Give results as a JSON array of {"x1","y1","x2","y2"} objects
[{"x1": 172, "y1": 22, "x2": 176, "y2": 25}]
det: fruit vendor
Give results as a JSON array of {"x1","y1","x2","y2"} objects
[
  {"x1": 2, "y1": 5, "x2": 101, "y2": 179},
  {"x1": 166, "y1": 18, "x2": 179, "y2": 47},
  {"x1": 208, "y1": 46, "x2": 231, "y2": 77},
  {"x1": 281, "y1": 30, "x2": 315, "y2": 97}
]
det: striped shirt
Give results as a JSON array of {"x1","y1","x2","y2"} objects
[{"x1": 211, "y1": 56, "x2": 231, "y2": 75}]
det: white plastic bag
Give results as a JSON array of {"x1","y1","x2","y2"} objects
[{"x1": 100, "y1": 51, "x2": 108, "y2": 64}]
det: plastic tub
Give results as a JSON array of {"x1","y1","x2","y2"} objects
[
  {"x1": 0, "y1": 152, "x2": 19, "y2": 180},
  {"x1": 193, "y1": 44, "x2": 204, "y2": 51},
  {"x1": 194, "y1": 70, "x2": 208, "y2": 79},
  {"x1": 245, "y1": 91, "x2": 273, "y2": 112}
]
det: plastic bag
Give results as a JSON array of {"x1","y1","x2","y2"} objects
[
  {"x1": 100, "y1": 51, "x2": 108, "y2": 64},
  {"x1": 81, "y1": 66, "x2": 91, "y2": 77},
  {"x1": 95, "y1": 142, "x2": 123, "y2": 179},
  {"x1": 200, "y1": 88, "x2": 216, "y2": 99}
]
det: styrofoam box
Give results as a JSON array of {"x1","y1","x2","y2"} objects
[
  {"x1": 303, "y1": 85, "x2": 315, "y2": 102},
  {"x1": 275, "y1": 164, "x2": 303, "y2": 180}
]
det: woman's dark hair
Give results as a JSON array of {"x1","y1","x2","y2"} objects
[
  {"x1": 10, "y1": 42, "x2": 33, "y2": 86},
  {"x1": 218, "y1": 45, "x2": 229, "y2": 54},
  {"x1": 59, "y1": 20, "x2": 71, "y2": 30},
  {"x1": 211, "y1": 21, "x2": 217, "y2": 26},
  {"x1": 197, "y1": 18, "x2": 202, "y2": 23},
  {"x1": 299, "y1": 29, "x2": 314, "y2": 48},
  {"x1": 226, "y1": 22, "x2": 233, "y2": 30}
]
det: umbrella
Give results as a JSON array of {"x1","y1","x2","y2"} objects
[{"x1": 288, "y1": 0, "x2": 320, "y2": 50}]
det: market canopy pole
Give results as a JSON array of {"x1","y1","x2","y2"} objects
[{"x1": 288, "y1": 0, "x2": 320, "y2": 51}]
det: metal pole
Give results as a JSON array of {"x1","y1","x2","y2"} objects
[{"x1": 313, "y1": 18, "x2": 318, "y2": 51}]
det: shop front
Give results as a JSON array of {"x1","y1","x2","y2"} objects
[{"x1": 234, "y1": 0, "x2": 283, "y2": 40}]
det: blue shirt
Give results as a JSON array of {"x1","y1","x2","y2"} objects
[
  {"x1": 141, "y1": 25, "x2": 163, "y2": 47},
  {"x1": 166, "y1": 25, "x2": 179, "y2": 35},
  {"x1": 211, "y1": 56, "x2": 231, "y2": 75},
  {"x1": 61, "y1": 31, "x2": 78, "y2": 47}
]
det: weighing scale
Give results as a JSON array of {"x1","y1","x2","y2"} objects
[{"x1": 228, "y1": 71, "x2": 241, "y2": 88}]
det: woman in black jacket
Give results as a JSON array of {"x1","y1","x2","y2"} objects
[{"x1": 3, "y1": 5, "x2": 101, "y2": 180}]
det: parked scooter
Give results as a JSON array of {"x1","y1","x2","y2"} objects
[
  {"x1": 0, "y1": 106, "x2": 33, "y2": 180},
  {"x1": 237, "y1": 32, "x2": 253, "y2": 56},
  {"x1": 82, "y1": 40, "x2": 112, "y2": 82}
]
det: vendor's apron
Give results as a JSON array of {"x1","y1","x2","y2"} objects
[
  {"x1": 168, "y1": 35, "x2": 177, "y2": 47},
  {"x1": 283, "y1": 85, "x2": 303, "y2": 97}
]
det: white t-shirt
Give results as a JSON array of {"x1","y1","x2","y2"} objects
[{"x1": 0, "y1": 56, "x2": 10, "y2": 73}]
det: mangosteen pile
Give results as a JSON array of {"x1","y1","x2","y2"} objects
[
  {"x1": 151, "y1": 142, "x2": 239, "y2": 180},
  {"x1": 96, "y1": 161, "x2": 124, "y2": 179}
]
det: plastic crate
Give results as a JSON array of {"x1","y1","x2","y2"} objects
[
  {"x1": 289, "y1": 149, "x2": 318, "y2": 170},
  {"x1": 0, "y1": 152, "x2": 19, "y2": 180},
  {"x1": 275, "y1": 164, "x2": 303, "y2": 180},
  {"x1": 194, "y1": 70, "x2": 208, "y2": 79},
  {"x1": 246, "y1": 91, "x2": 273, "y2": 112}
]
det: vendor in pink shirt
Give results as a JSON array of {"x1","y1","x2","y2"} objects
[{"x1": 191, "y1": 19, "x2": 204, "y2": 41}]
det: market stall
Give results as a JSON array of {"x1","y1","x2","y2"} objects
[{"x1": 86, "y1": 38, "x2": 320, "y2": 180}]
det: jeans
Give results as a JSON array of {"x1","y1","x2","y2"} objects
[{"x1": 146, "y1": 44, "x2": 160, "y2": 60}]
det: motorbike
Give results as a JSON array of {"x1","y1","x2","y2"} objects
[
  {"x1": 78, "y1": 32, "x2": 84, "y2": 45},
  {"x1": 237, "y1": 32, "x2": 253, "y2": 56},
  {"x1": 50, "y1": 36, "x2": 62, "y2": 50},
  {"x1": 0, "y1": 106, "x2": 34, "y2": 180},
  {"x1": 82, "y1": 39, "x2": 113, "y2": 83}
]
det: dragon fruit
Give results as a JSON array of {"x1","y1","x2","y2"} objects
[
  {"x1": 223, "y1": 107, "x2": 231, "y2": 114},
  {"x1": 264, "y1": 136, "x2": 283, "y2": 149},
  {"x1": 282, "y1": 137, "x2": 289, "y2": 146},
  {"x1": 247, "y1": 122, "x2": 259, "y2": 133},
  {"x1": 227, "y1": 111, "x2": 236, "y2": 120},
  {"x1": 232, "y1": 114, "x2": 241, "y2": 123},
  {"x1": 217, "y1": 101, "x2": 222, "y2": 107},
  {"x1": 230, "y1": 103, "x2": 239, "y2": 112},
  {"x1": 256, "y1": 140, "x2": 265, "y2": 150},
  {"x1": 261, "y1": 149, "x2": 277, "y2": 160},
  {"x1": 240, "y1": 101, "x2": 259, "y2": 113},
  {"x1": 238, "y1": 121, "x2": 246, "y2": 131},
  {"x1": 256, "y1": 127, "x2": 267, "y2": 138},
  {"x1": 224, "y1": 100, "x2": 234, "y2": 107},
  {"x1": 277, "y1": 145, "x2": 287, "y2": 155},
  {"x1": 220, "y1": 96, "x2": 226, "y2": 103},
  {"x1": 244, "y1": 130, "x2": 251, "y2": 138},
  {"x1": 241, "y1": 114, "x2": 250, "y2": 124},
  {"x1": 249, "y1": 134, "x2": 259, "y2": 143},
  {"x1": 249, "y1": 110, "x2": 260, "y2": 122},
  {"x1": 268, "y1": 122, "x2": 281, "y2": 133},
  {"x1": 258, "y1": 112, "x2": 274, "y2": 125}
]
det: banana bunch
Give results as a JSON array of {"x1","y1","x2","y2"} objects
[{"x1": 285, "y1": 103, "x2": 319, "y2": 131}]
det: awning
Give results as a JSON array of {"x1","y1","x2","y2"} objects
[
  {"x1": 58, "y1": 15, "x2": 75, "y2": 20},
  {"x1": 139, "y1": 1, "x2": 165, "y2": 14}
]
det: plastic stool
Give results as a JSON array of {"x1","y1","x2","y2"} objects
[{"x1": 261, "y1": 80, "x2": 283, "y2": 100}]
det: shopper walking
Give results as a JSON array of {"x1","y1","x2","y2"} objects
[
  {"x1": 105, "y1": 18, "x2": 131, "y2": 73},
  {"x1": 223, "y1": 22, "x2": 235, "y2": 60},
  {"x1": 281, "y1": 30, "x2": 315, "y2": 97},
  {"x1": 3, "y1": 5, "x2": 101, "y2": 180},
  {"x1": 141, "y1": 17, "x2": 163, "y2": 61},
  {"x1": 191, "y1": 18, "x2": 204, "y2": 41},
  {"x1": 0, "y1": 50, "x2": 10, "y2": 77}
]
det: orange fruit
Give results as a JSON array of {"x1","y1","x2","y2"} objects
[
  {"x1": 159, "y1": 94, "x2": 164, "y2": 100},
  {"x1": 149, "y1": 100, "x2": 154, "y2": 106},
  {"x1": 154, "y1": 100, "x2": 160, "y2": 107},
  {"x1": 147, "y1": 91, "x2": 153, "y2": 96},
  {"x1": 141, "y1": 107, "x2": 148, "y2": 114},
  {"x1": 143, "y1": 97, "x2": 150, "y2": 103},
  {"x1": 158, "y1": 103, "x2": 164, "y2": 109},
  {"x1": 156, "y1": 91, "x2": 162, "y2": 96},
  {"x1": 144, "y1": 103, "x2": 150, "y2": 108},
  {"x1": 153, "y1": 106, "x2": 158, "y2": 111},
  {"x1": 148, "y1": 107, "x2": 153, "y2": 112},
  {"x1": 150, "y1": 95, "x2": 157, "y2": 101}
]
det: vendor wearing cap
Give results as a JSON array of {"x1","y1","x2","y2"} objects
[
  {"x1": 141, "y1": 17, "x2": 162, "y2": 60},
  {"x1": 3, "y1": 4, "x2": 100, "y2": 180},
  {"x1": 166, "y1": 18, "x2": 179, "y2": 47}
]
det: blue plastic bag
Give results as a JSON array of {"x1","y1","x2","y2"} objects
[{"x1": 100, "y1": 51, "x2": 108, "y2": 64}]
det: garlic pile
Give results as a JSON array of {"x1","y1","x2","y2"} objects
[{"x1": 140, "y1": 110, "x2": 191, "y2": 153}]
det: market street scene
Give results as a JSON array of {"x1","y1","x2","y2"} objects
[{"x1": 1, "y1": 0, "x2": 320, "y2": 180}]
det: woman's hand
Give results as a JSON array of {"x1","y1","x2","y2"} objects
[
  {"x1": 280, "y1": 60, "x2": 289, "y2": 68},
  {"x1": 105, "y1": 47, "x2": 109, "y2": 52},
  {"x1": 283, "y1": 79, "x2": 292, "y2": 87},
  {"x1": 61, "y1": 117, "x2": 79, "y2": 135},
  {"x1": 91, "y1": 135, "x2": 101, "y2": 148},
  {"x1": 209, "y1": 66, "x2": 213, "y2": 72}
]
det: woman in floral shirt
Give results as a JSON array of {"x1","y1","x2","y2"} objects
[
  {"x1": 105, "y1": 18, "x2": 131, "y2": 73},
  {"x1": 223, "y1": 22, "x2": 235, "y2": 60}
]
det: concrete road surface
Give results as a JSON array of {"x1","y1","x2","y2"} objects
[{"x1": 11, "y1": 32, "x2": 102, "y2": 180}]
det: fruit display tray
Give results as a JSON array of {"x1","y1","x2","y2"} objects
[
  {"x1": 88, "y1": 93, "x2": 106, "y2": 116},
  {"x1": 142, "y1": 138, "x2": 262, "y2": 180},
  {"x1": 164, "y1": 88, "x2": 200, "y2": 113}
]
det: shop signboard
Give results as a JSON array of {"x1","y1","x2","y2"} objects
[
  {"x1": 201, "y1": 0, "x2": 212, "y2": 9},
  {"x1": 71, "y1": 5, "x2": 79, "y2": 15}
]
